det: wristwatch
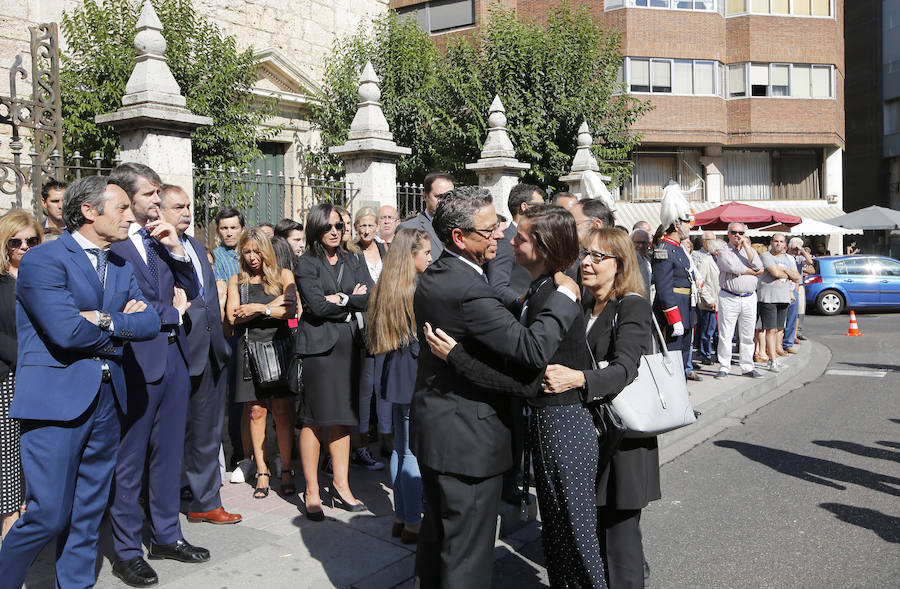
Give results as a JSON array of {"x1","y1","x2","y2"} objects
[
  {"x1": 98, "y1": 311, "x2": 112, "y2": 331},
  {"x1": 265, "y1": 305, "x2": 271, "y2": 316}
]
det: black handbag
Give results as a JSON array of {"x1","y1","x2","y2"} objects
[
  {"x1": 287, "y1": 354, "x2": 303, "y2": 394},
  {"x1": 240, "y1": 282, "x2": 292, "y2": 388}
]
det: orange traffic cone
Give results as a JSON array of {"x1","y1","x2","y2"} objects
[{"x1": 845, "y1": 310, "x2": 862, "y2": 337}]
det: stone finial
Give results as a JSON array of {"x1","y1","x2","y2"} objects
[
  {"x1": 347, "y1": 61, "x2": 393, "y2": 141},
  {"x1": 121, "y1": 1, "x2": 185, "y2": 108},
  {"x1": 479, "y1": 95, "x2": 516, "y2": 159},
  {"x1": 570, "y1": 121, "x2": 600, "y2": 172}
]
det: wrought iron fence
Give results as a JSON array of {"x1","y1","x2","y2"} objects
[
  {"x1": 193, "y1": 165, "x2": 358, "y2": 245},
  {"x1": 397, "y1": 182, "x2": 425, "y2": 220}
]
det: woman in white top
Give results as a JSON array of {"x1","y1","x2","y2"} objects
[{"x1": 353, "y1": 207, "x2": 392, "y2": 463}]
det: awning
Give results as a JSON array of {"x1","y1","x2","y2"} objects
[{"x1": 613, "y1": 200, "x2": 846, "y2": 234}]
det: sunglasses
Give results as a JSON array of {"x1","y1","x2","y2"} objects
[
  {"x1": 729, "y1": 230, "x2": 745, "y2": 236},
  {"x1": 7, "y1": 236, "x2": 39, "y2": 250},
  {"x1": 581, "y1": 249, "x2": 617, "y2": 264},
  {"x1": 327, "y1": 222, "x2": 346, "y2": 232}
]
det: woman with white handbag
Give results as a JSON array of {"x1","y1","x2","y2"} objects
[{"x1": 543, "y1": 227, "x2": 659, "y2": 589}]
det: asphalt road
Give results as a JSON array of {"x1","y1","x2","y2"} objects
[{"x1": 642, "y1": 312, "x2": 900, "y2": 588}]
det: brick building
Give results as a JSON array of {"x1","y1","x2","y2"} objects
[{"x1": 393, "y1": 0, "x2": 847, "y2": 247}]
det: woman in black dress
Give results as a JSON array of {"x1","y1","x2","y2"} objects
[
  {"x1": 295, "y1": 204, "x2": 373, "y2": 520},
  {"x1": 0, "y1": 211, "x2": 42, "y2": 538},
  {"x1": 225, "y1": 228, "x2": 297, "y2": 499},
  {"x1": 543, "y1": 227, "x2": 658, "y2": 588}
]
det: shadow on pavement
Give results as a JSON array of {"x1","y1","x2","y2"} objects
[
  {"x1": 832, "y1": 361, "x2": 900, "y2": 372},
  {"x1": 818, "y1": 503, "x2": 900, "y2": 544},
  {"x1": 713, "y1": 440, "x2": 900, "y2": 496},
  {"x1": 812, "y1": 440, "x2": 900, "y2": 463},
  {"x1": 876, "y1": 440, "x2": 900, "y2": 450}
]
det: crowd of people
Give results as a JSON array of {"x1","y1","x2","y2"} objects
[{"x1": 0, "y1": 161, "x2": 826, "y2": 589}]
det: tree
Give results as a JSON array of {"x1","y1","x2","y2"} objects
[
  {"x1": 59, "y1": 0, "x2": 273, "y2": 171},
  {"x1": 308, "y1": 3, "x2": 652, "y2": 191}
]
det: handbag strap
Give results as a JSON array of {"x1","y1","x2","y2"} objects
[{"x1": 612, "y1": 293, "x2": 668, "y2": 359}]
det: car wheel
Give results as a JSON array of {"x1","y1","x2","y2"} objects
[{"x1": 816, "y1": 290, "x2": 845, "y2": 316}]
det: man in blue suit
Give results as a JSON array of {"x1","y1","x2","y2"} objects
[
  {"x1": 107, "y1": 163, "x2": 204, "y2": 587},
  {"x1": 159, "y1": 184, "x2": 240, "y2": 525},
  {"x1": 0, "y1": 176, "x2": 160, "y2": 587}
]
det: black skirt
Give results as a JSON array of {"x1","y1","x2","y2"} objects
[{"x1": 299, "y1": 323, "x2": 360, "y2": 427}]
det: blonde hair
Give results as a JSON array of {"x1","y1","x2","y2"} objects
[
  {"x1": 334, "y1": 205, "x2": 358, "y2": 253},
  {"x1": 366, "y1": 228, "x2": 429, "y2": 355},
  {"x1": 237, "y1": 227, "x2": 282, "y2": 296},
  {"x1": 0, "y1": 210, "x2": 42, "y2": 275},
  {"x1": 582, "y1": 227, "x2": 647, "y2": 301}
]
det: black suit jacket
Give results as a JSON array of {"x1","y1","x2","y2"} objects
[
  {"x1": 182, "y1": 235, "x2": 230, "y2": 376},
  {"x1": 585, "y1": 294, "x2": 661, "y2": 510},
  {"x1": 410, "y1": 252, "x2": 580, "y2": 478},
  {"x1": 485, "y1": 224, "x2": 531, "y2": 308},
  {"x1": 294, "y1": 250, "x2": 372, "y2": 356}
]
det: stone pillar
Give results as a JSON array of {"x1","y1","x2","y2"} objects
[
  {"x1": 95, "y1": 1, "x2": 212, "y2": 204},
  {"x1": 329, "y1": 61, "x2": 411, "y2": 212},
  {"x1": 559, "y1": 121, "x2": 611, "y2": 200},
  {"x1": 465, "y1": 96, "x2": 529, "y2": 221},
  {"x1": 823, "y1": 146, "x2": 844, "y2": 255},
  {"x1": 700, "y1": 146, "x2": 724, "y2": 204}
]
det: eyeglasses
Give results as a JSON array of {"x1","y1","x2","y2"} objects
[
  {"x1": 7, "y1": 236, "x2": 39, "y2": 250},
  {"x1": 464, "y1": 224, "x2": 501, "y2": 239},
  {"x1": 580, "y1": 249, "x2": 617, "y2": 264},
  {"x1": 327, "y1": 222, "x2": 346, "y2": 232},
  {"x1": 729, "y1": 230, "x2": 745, "y2": 236}
]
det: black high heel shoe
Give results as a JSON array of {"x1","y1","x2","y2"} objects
[
  {"x1": 301, "y1": 492, "x2": 325, "y2": 522},
  {"x1": 328, "y1": 486, "x2": 367, "y2": 512},
  {"x1": 280, "y1": 469, "x2": 296, "y2": 496}
]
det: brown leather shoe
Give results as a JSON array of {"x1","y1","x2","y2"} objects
[
  {"x1": 784, "y1": 347, "x2": 798, "y2": 354},
  {"x1": 776, "y1": 349, "x2": 789, "y2": 357},
  {"x1": 187, "y1": 506, "x2": 242, "y2": 525},
  {"x1": 400, "y1": 527, "x2": 419, "y2": 545}
]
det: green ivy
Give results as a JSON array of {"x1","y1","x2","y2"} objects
[
  {"x1": 307, "y1": 3, "x2": 652, "y2": 191},
  {"x1": 59, "y1": 0, "x2": 274, "y2": 173}
]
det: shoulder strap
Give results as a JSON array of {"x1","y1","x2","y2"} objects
[
  {"x1": 612, "y1": 293, "x2": 666, "y2": 356},
  {"x1": 240, "y1": 280, "x2": 248, "y2": 305}
]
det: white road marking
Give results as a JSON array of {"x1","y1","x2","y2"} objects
[{"x1": 825, "y1": 369, "x2": 887, "y2": 378}]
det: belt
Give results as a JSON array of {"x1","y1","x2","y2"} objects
[
  {"x1": 101, "y1": 368, "x2": 112, "y2": 383},
  {"x1": 722, "y1": 289, "x2": 753, "y2": 298},
  {"x1": 673, "y1": 287, "x2": 691, "y2": 295},
  {"x1": 167, "y1": 334, "x2": 177, "y2": 345}
]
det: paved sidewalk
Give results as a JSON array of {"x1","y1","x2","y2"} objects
[{"x1": 15, "y1": 339, "x2": 820, "y2": 589}]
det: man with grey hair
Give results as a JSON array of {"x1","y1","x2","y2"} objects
[
  {"x1": 714, "y1": 222, "x2": 764, "y2": 379},
  {"x1": 696, "y1": 238, "x2": 724, "y2": 365},
  {"x1": 412, "y1": 186, "x2": 580, "y2": 589},
  {"x1": 631, "y1": 228, "x2": 653, "y2": 299},
  {"x1": 159, "y1": 185, "x2": 241, "y2": 527},
  {"x1": 784, "y1": 236, "x2": 813, "y2": 347},
  {"x1": 0, "y1": 176, "x2": 160, "y2": 587}
]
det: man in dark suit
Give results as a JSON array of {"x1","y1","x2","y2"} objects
[
  {"x1": 485, "y1": 183, "x2": 546, "y2": 307},
  {"x1": 396, "y1": 172, "x2": 454, "y2": 258},
  {"x1": 412, "y1": 186, "x2": 581, "y2": 589},
  {"x1": 107, "y1": 163, "x2": 205, "y2": 587},
  {"x1": 159, "y1": 184, "x2": 240, "y2": 525},
  {"x1": 0, "y1": 176, "x2": 160, "y2": 587}
]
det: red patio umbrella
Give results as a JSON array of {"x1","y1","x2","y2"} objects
[{"x1": 692, "y1": 202, "x2": 802, "y2": 230}]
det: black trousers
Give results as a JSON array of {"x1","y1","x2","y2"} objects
[
  {"x1": 184, "y1": 356, "x2": 227, "y2": 512},
  {"x1": 598, "y1": 507, "x2": 644, "y2": 589},
  {"x1": 416, "y1": 465, "x2": 502, "y2": 589}
]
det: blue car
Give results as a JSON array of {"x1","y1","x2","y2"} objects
[{"x1": 804, "y1": 255, "x2": 900, "y2": 315}]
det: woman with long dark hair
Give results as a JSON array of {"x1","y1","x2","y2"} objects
[
  {"x1": 0, "y1": 211, "x2": 42, "y2": 537},
  {"x1": 294, "y1": 203, "x2": 373, "y2": 520},
  {"x1": 366, "y1": 228, "x2": 431, "y2": 544},
  {"x1": 225, "y1": 228, "x2": 297, "y2": 498}
]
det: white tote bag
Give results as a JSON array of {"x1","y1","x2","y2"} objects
[{"x1": 607, "y1": 297, "x2": 697, "y2": 438}]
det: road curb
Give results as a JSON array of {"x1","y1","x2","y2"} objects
[{"x1": 658, "y1": 339, "x2": 832, "y2": 465}]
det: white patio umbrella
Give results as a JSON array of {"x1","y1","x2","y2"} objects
[{"x1": 745, "y1": 217, "x2": 863, "y2": 237}]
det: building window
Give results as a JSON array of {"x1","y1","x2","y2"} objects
[
  {"x1": 605, "y1": 0, "x2": 717, "y2": 10},
  {"x1": 625, "y1": 58, "x2": 722, "y2": 96},
  {"x1": 728, "y1": 62, "x2": 834, "y2": 99},
  {"x1": 397, "y1": 0, "x2": 475, "y2": 34},
  {"x1": 723, "y1": 149, "x2": 821, "y2": 200},
  {"x1": 726, "y1": 0, "x2": 832, "y2": 17},
  {"x1": 884, "y1": 99, "x2": 900, "y2": 135}
]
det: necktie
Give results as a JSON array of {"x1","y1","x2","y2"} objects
[
  {"x1": 86, "y1": 248, "x2": 108, "y2": 290},
  {"x1": 139, "y1": 227, "x2": 159, "y2": 284}
]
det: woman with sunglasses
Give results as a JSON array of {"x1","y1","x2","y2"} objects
[
  {"x1": 0, "y1": 211, "x2": 42, "y2": 538},
  {"x1": 294, "y1": 204, "x2": 373, "y2": 520},
  {"x1": 544, "y1": 227, "x2": 657, "y2": 588},
  {"x1": 225, "y1": 228, "x2": 298, "y2": 499}
]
